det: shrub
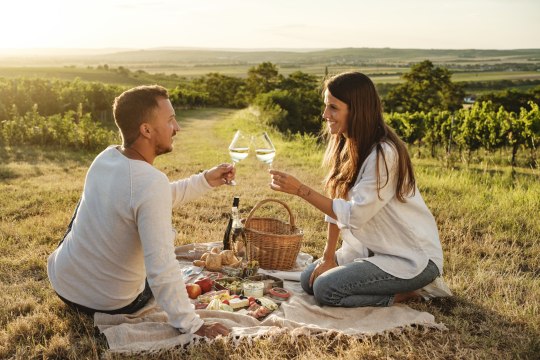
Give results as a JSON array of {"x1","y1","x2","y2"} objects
[{"x1": 0, "y1": 105, "x2": 118, "y2": 151}]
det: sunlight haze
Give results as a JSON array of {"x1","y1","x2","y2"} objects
[{"x1": 1, "y1": 0, "x2": 539, "y2": 50}]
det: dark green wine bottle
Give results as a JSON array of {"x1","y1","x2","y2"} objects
[{"x1": 223, "y1": 196, "x2": 240, "y2": 250}]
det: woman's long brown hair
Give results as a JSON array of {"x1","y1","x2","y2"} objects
[{"x1": 322, "y1": 72, "x2": 415, "y2": 202}]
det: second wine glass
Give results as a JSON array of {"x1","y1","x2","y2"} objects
[{"x1": 253, "y1": 132, "x2": 276, "y2": 167}]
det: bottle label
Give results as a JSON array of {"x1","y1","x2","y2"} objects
[{"x1": 232, "y1": 228, "x2": 247, "y2": 258}]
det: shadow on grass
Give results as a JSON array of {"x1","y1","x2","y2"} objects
[
  {"x1": 53, "y1": 305, "x2": 109, "y2": 358},
  {"x1": 419, "y1": 296, "x2": 540, "y2": 358},
  {"x1": 0, "y1": 144, "x2": 98, "y2": 166},
  {"x1": 418, "y1": 161, "x2": 539, "y2": 184},
  {"x1": 0, "y1": 143, "x2": 7, "y2": 158},
  {"x1": 0, "y1": 164, "x2": 19, "y2": 180}
]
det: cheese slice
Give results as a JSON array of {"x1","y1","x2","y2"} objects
[{"x1": 229, "y1": 298, "x2": 249, "y2": 309}]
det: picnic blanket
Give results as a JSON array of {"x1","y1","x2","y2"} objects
[{"x1": 94, "y1": 244, "x2": 447, "y2": 354}]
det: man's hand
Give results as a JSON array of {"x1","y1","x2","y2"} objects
[
  {"x1": 204, "y1": 164, "x2": 235, "y2": 187},
  {"x1": 194, "y1": 321, "x2": 230, "y2": 338},
  {"x1": 309, "y1": 258, "x2": 338, "y2": 287}
]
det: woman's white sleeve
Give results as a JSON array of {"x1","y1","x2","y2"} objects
[
  {"x1": 324, "y1": 214, "x2": 338, "y2": 224},
  {"x1": 332, "y1": 145, "x2": 398, "y2": 230}
]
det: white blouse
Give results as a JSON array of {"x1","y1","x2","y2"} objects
[
  {"x1": 48, "y1": 146, "x2": 211, "y2": 333},
  {"x1": 326, "y1": 142, "x2": 443, "y2": 279}
]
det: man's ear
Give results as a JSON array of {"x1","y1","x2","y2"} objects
[{"x1": 140, "y1": 123, "x2": 152, "y2": 139}]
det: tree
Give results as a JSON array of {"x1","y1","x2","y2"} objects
[
  {"x1": 280, "y1": 71, "x2": 319, "y2": 93},
  {"x1": 384, "y1": 60, "x2": 464, "y2": 113},
  {"x1": 253, "y1": 71, "x2": 323, "y2": 134},
  {"x1": 196, "y1": 73, "x2": 246, "y2": 108},
  {"x1": 502, "y1": 102, "x2": 540, "y2": 167},
  {"x1": 473, "y1": 101, "x2": 504, "y2": 153},
  {"x1": 454, "y1": 102, "x2": 485, "y2": 162},
  {"x1": 477, "y1": 88, "x2": 540, "y2": 113},
  {"x1": 169, "y1": 87, "x2": 209, "y2": 109},
  {"x1": 245, "y1": 62, "x2": 282, "y2": 101}
]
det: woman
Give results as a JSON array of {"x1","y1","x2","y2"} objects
[{"x1": 269, "y1": 72, "x2": 451, "y2": 307}]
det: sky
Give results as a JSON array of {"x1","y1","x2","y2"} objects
[{"x1": 1, "y1": 0, "x2": 539, "y2": 50}]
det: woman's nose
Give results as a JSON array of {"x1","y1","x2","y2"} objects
[{"x1": 322, "y1": 107, "x2": 329, "y2": 120}]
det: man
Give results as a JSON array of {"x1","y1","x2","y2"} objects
[{"x1": 47, "y1": 85, "x2": 231, "y2": 338}]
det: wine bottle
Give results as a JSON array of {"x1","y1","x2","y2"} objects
[
  {"x1": 231, "y1": 204, "x2": 247, "y2": 259},
  {"x1": 223, "y1": 196, "x2": 240, "y2": 250}
]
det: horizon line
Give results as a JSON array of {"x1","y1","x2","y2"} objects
[{"x1": 1, "y1": 46, "x2": 540, "y2": 53}]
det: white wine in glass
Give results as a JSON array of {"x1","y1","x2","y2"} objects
[
  {"x1": 227, "y1": 130, "x2": 251, "y2": 185},
  {"x1": 229, "y1": 147, "x2": 249, "y2": 163},
  {"x1": 253, "y1": 132, "x2": 276, "y2": 167}
]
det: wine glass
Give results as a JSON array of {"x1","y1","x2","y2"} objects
[
  {"x1": 253, "y1": 132, "x2": 276, "y2": 167},
  {"x1": 227, "y1": 130, "x2": 251, "y2": 185}
]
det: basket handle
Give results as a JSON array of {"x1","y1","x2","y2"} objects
[{"x1": 245, "y1": 198, "x2": 296, "y2": 228}]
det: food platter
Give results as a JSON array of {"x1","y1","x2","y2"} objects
[
  {"x1": 183, "y1": 245, "x2": 291, "y2": 319},
  {"x1": 190, "y1": 279, "x2": 284, "y2": 319}
]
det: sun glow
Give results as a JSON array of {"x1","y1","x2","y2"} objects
[
  {"x1": 1, "y1": 1, "x2": 77, "y2": 48},
  {"x1": 0, "y1": 0, "x2": 539, "y2": 50}
]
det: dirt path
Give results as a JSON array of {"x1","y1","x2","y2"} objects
[{"x1": 154, "y1": 108, "x2": 236, "y2": 177}]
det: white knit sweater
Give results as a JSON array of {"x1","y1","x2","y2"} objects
[{"x1": 48, "y1": 146, "x2": 212, "y2": 333}]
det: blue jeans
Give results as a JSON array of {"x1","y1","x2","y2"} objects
[{"x1": 300, "y1": 259, "x2": 439, "y2": 307}]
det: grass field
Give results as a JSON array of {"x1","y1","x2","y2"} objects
[
  {"x1": 0, "y1": 64, "x2": 402, "y2": 81},
  {"x1": 2, "y1": 65, "x2": 540, "y2": 85},
  {"x1": 0, "y1": 108, "x2": 539, "y2": 359},
  {"x1": 2, "y1": 47, "x2": 539, "y2": 91},
  {"x1": 0, "y1": 67, "x2": 183, "y2": 88},
  {"x1": 2, "y1": 48, "x2": 540, "y2": 91}
]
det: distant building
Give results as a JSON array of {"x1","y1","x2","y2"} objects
[{"x1": 463, "y1": 96, "x2": 476, "y2": 104}]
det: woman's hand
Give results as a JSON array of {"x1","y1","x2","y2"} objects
[
  {"x1": 194, "y1": 321, "x2": 230, "y2": 338},
  {"x1": 204, "y1": 164, "x2": 235, "y2": 187},
  {"x1": 269, "y1": 169, "x2": 302, "y2": 195},
  {"x1": 309, "y1": 258, "x2": 338, "y2": 287}
]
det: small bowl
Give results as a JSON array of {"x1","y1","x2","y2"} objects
[
  {"x1": 222, "y1": 266, "x2": 242, "y2": 278},
  {"x1": 247, "y1": 274, "x2": 284, "y2": 294},
  {"x1": 242, "y1": 265, "x2": 259, "y2": 278},
  {"x1": 214, "y1": 277, "x2": 244, "y2": 295}
]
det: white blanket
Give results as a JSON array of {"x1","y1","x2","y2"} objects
[{"x1": 94, "y1": 245, "x2": 446, "y2": 354}]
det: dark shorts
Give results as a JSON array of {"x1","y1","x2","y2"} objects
[{"x1": 56, "y1": 280, "x2": 153, "y2": 317}]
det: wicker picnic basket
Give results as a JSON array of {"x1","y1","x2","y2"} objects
[{"x1": 243, "y1": 198, "x2": 303, "y2": 270}]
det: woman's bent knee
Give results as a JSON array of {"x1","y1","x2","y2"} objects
[
  {"x1": 312, "y1": 276, "x2": 340, "y2": 306},
  {"x1": 300, "y1": 265, "x2": 316, "y2": 294}
]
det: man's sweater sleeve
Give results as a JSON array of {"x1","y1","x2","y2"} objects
[
  {"x1": 135, "y1": 173, "x2": 204, "y2": 333},
  {"x1": 170, "y1": 172, "x2": 212, "y2": 208}
]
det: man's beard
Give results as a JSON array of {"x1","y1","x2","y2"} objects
[
  {"x1": 155, "y1": 142, "x2": 173, "y2": 156},
  {"x1": 155, "y1": 133, "x2": 176, "y2": 156}
]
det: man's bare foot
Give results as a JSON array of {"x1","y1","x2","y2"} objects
[{"x1": 394, "y1": 291, "x2": 422, "y2": 303}]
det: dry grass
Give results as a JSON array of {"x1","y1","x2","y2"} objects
[{"x1": 0, "y1": 108, "x2": 538, "y2": 359}]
